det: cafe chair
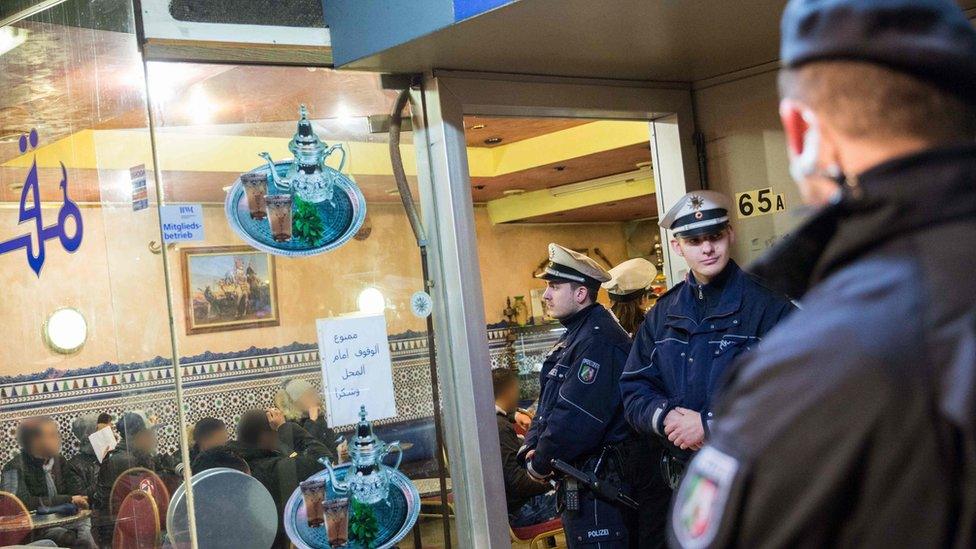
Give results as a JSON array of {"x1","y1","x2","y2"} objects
[
  {"x1": 110, "y1": 467, "x2": 170, "y2": 527},
  {"x1": 112, "y1": 489, "x2": 160, "y2": 549},
  {"x1": 0, "y1": 490, "x2": 33, "y2": 546},
  {"x1": 510, "y1": 517, "x2": 564, "y2": 549}
]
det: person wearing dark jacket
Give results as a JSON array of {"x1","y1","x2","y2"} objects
[
  {"x1": 93, "y1": 410, "x2": 173, "y2": 542},
  {"x1": 275, "y1": 378, "x2": 341, "y2": 457},
  {"x1": 227, "y1": 408, "x2": 330, "y2": 549},
  {"x1": 492, "y1": 368, "x2": 555, "y2": 527},
  {"x1": 64, "y1": 414, "x2": 110, "y2": 546},
  {"x1": 668, "y1": 1, "x2": 976, "y2": 547},
  {"x1": 188, "y1": 417, "x2": 230, "y2": 463},
  {"x1": 1, "y1": 417, "x2": 95, "y2": 548}
]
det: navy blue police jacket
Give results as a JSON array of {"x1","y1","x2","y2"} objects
[
  {"x1": 522, "y1": 303, "x2": 634, "y2": 477},
  {"x1": 619, "y1": 260, "x2": 793, "y2": 455}
]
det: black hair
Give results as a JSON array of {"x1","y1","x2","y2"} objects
[
  {"x1": 491, "y1": 368, "x2": 519, "y2": 399},
  {"x1": 237, "y1": 410, "x2": 273, "y2": 446},
  {"x1": 569, "y1": 281, "x2": 601, "y2": 305},
  {"x1": 97, "y1": 413, "x2": 114, "y2": 425},
  {"x1": 192, "y1": 417, "x2": 226, "y2": 442},
  {"x1": 191, "y1": 446, "x2": 251, "y2": 475}
]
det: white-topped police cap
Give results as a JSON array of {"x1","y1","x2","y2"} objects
[
  {"x1": 603, "y1": 258, "x2": 657, "y2": 302},
  {"x1": 537, "y1": 243, "x2": 611, "y2": 286},
  {"x1": 659, "y1": 191, "x2": 732, "y2": 238}
]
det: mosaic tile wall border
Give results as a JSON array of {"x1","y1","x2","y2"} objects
[{"x1": 0, "y1": 324, "x2": 562, "y2": 464}]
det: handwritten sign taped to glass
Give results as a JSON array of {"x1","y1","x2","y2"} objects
[{"x1": 316, "y1": 313, "x2": 398, "y2": 427}]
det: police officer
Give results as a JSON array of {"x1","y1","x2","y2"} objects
[
  {"x1": 603, "y1": 258, "x2": 657, "y2": 337},
  {"x1": 518, "y1": 243, "x2": 638, "y2": 548},
  {"x1": 668, "y1": 1, "x2": 976, "y2": 547},
  {"x1": 619, "y1": 191, "x2": 794, "y2": 545}
]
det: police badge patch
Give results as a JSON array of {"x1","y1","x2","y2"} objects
[
  {"x1": 578, "y1": 359, "x2": 600, "y2": 384},
  {"x1": 672, "y1": 446, "x2": 740, "y2": 549}
]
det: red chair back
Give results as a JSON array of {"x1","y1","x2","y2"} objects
[
  {"x1": 111, "y1": 467, "x2": 170, "y2": 524},
  {"x1": 112, "y1": 489, "x2": 160, "y2": 549},
  {"x1": 0, "y1": 491, "x2": 32, "y2": 546}
]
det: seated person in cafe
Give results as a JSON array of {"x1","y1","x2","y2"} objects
[
  {"x1": 227, "y1": 408, "x2": 329, "y2": 549},
  {"x1": 93, "y1": 410, "x2": 175, "y2": 539},
  {"x1": 275, "y1": 378, "x2": 341, "y2": 458},
  {"x1": 95, "y1": 413, "x2": 114, "y2": 433},
  {"x1": 189, "y1": 417, "x2": 230, "y2": 462},
  {"x1": 190, "y1": 446, "x2": 251, "y2": 475},
  {"x1": 493, "y1": 368, "x2": 558, "y2": 527},
  {"x1": 1, "y1": 416, "x2": 96, "y2": 549},
  {"x1": 65, "y1": 414, "x2": 112, "y2": 544}
]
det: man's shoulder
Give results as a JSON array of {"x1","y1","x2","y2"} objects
[
  {"x1": 578, "y1": 306, "x2": 631, "y2": 349},
  {"x1": 740, "y1": 269, "x2": 794, "y2": 307}
]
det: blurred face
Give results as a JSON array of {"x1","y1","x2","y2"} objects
[
  {"x1": 671, "y1": 227, "x2": 734, "y2": 283},
  {"x1": 779, "y1": 99, "x2": 844, "y2": 207},
  {"x1": 298, "y1": 389, "x2": 320, "y2": 412},
  {"x1": 542, "y1": 281, "x2": 590, "y2": 320},
  {"x1": 131, "y1": 430, "x2": 157, "y2": 454},
  {"x1": 32, "y1": 422, "x2": 61, "y2": 458},
  {"x1": 496, "y1": 380, "x2": 520, "y2": 414},
  {"x1": 198, "y1": 428, "x2": 229, "y2": 452}
]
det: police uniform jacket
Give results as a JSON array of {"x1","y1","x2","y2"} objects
[
  {"x1": 670, "y1": 145, "x2": 976, "y2": 548},
  {"x1": 523, "y1": 303, "x2": 633, "y2": 478},
  {"x1": 620, "y1": 260, "x2": 793, "y2": 457}
]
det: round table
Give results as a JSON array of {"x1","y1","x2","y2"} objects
[{"x1": 30, "y1": 509, "x2": 90, "y2": 530}]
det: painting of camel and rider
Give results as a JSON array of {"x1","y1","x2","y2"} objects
[{"x1": 181, "y1": 246, "x2": 280, "y2": 335}]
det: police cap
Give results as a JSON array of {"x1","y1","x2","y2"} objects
[
  {"x1": 536, "y1": 243, "x2": 611, "y2": 287},
  {"x1": 781, "y1": 0, "x2": 976, "y2": 103},
  {"x1": 659, "y1": 191, "x2": 732, "y2": 238},
  {"x1": 603, "y1": 258, "x2": 657, "y2": 302}
]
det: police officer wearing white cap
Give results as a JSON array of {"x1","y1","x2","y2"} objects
[
  {"x1": 604, "y1": 258, "x2": 657, "y2": 337},
  {"x1": 669, "y1": 0, "x2": 976, "y2": 546},
  {"x1": 518, "y1": 244, "x2": 640, "y2": 548},
  {"x1": 618, "y1": 191, "x2": 794, "y2": 546}
]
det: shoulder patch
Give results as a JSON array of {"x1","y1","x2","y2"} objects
[
  {"x1": 578, "y1": 358, "x2": 600, "y2": 384},
  {"x1": 672, "y1": 446, "x2": 740, "y2": 549}
]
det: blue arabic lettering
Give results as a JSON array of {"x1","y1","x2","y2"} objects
[
  {"x1": 341, "y1": 365, "x2": 366, "y2": 380},
  {"x1": 0, "y1": 129, "x2": 84, "y2": 276},
  {"x1": 336, "y1": 387, "x2": 361, "y2": 400},
  {"x1": 332, "y1": 348, "x2": 349, "y2": 362},
  {"x1": 334, "y1": 333, "x2": 358, "y2": 344}
]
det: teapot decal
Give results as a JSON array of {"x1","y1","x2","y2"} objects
[
  {"x1": 321, "y1": 405, "x2": 403, "y2": 505},
  {"x1": 259, "y1": 104, "x2": 347, "y2": 204}
]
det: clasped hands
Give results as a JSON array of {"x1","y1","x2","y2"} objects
[{"x1": 663, "y1": 407, "x2": 704, "y2": 451}]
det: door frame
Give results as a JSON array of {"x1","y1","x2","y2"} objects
[{"x1": 410, "y1": 70, "x2": 700, "y2": 547}]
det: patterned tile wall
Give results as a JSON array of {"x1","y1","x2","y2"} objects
[{"x1": 0, "y1": 324, "x2": 560, "y2": 464}]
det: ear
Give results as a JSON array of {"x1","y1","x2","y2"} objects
[
  {"x1": 669, "y1": 238, "x2": 684, "y2": 257},
  {"x1": 779, "y1": 99, "x2": 809, "y2": 157},
  {"x1": 726, "y1": 226, "x2": 736, "y2": 246}
]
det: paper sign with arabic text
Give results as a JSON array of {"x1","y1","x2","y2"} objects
[{"x1": 316, "y1": 312, "x2": 397, "y2": 427}]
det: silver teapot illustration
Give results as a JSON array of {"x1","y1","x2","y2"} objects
[
  {"x1": 259, "y1": 104, "x2": 346, "y2": 204},
  {"x1": 321, "y1": 406, "x2": 403, "y2": 504}
]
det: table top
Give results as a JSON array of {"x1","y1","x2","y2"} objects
[{"x1": 30, "y1": 509, "x2": 90, "y2": 530}]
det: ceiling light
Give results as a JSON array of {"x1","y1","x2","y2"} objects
[
  {"x1": 43, "y1": 308, "x2": 88, "y2": 355},
  {"x1": 0, "y1": 27, "x2": 28, "y2": 57},
  {"x1": 635, "y1": 160, "x2": 653, "y2": 169},
  {"x1": 385, "y1": 188, "x2": 401, "y2": 196},
  {"x1": 549, "y1": 167, "x2": 652, "y2": 197},
  {"x1": 470, "y1": 124, "x2": 486, "y2": 130},
  {"x1": 357, "y1": 288, "x2": 386, "y2": 314},
  {"x1": 185, "y1": 88, "x2": 217, "y2": 124},
  {"x1": 503, "y1": 189, "x2": 525, "y2": 196},
  {"x1": 484, "y1": 137, "x2": 502, "y2": 145}
]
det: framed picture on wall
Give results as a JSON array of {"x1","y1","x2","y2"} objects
[{"x1": 180, "y1": 246, "x2": 280, "y2": 335}]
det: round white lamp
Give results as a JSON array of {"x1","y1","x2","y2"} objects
[
  {"x1": 357, "y1": 288, "x2": 386, "y2": 314},
  {"x1": 43, "y1": 308, "x2": 88, "y2": 354}
]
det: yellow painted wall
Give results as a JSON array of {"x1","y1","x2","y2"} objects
[{"x1": 0, "y1": 199, "x2": 638, "y2": 377}]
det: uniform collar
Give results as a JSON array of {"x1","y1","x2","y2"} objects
[
  {"x1": 752, "y1": 144, "x2": 976, "y2": 297},
  {"x1": 559, "y1": 302, "x2": 599, "y2": 331},
  {"x1": 671, "y1": 261, "x2": 744, "y2": 320}
]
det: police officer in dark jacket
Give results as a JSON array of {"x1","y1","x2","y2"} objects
[
  {"x1": 517, "y1": 243, "x2": 639, "y2": 548},
  {"x1": 669, "y1": 1, "x2": 976, "y2": 547},
  {"x1": 620, "y1": 191, "x2": 794, "y2": 546}
]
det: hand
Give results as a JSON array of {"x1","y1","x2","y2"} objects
[
  {"x1": 664, "y1": 407, "x2": 705, "y2": 450},
  {"x1": 662, "y1": 408, "x2": 685, "y2": 432},
  {"x1": 71, "y1": 495, "x2": 89, "y2": 509},
  {"x1": 525, "y1": 449, "x2": 536, "y2": 462},
  {"x1": 514, "y1": 411, "x2": 532, "y2": 431},
  {"x1": 337, "y1": 440, "x2": 349, "y2": 463},
  {"x1": 307, "y1": 407, "x2": 319, "y2": 421},
  {"x1": 266, "y1": 408, "x2": 286, "y2": 431}
]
